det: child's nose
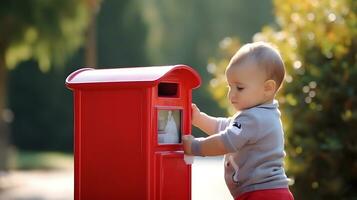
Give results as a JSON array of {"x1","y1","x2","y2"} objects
[{"x1": 228, "y1": 90, "x2": 236, "y2": 99}]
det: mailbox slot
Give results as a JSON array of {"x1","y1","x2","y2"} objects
[{"x1": 158, "y1": 82, "x2": 179, "y2": 97}]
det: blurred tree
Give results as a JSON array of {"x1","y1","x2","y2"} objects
[
  {"x1": 96, "y1": 0, "x2": 148, "y2": 67},
  {"x1": 209, "y1": 0, "x2": 357, "y2": 199},
  {"x1": 8, "y1": 0, "x2": 147, "y2": 153},
  {"x1": 9, "y1": 61, "x2": 76, "y2": 152},
  {"x1": 84, "y1": 0, "x2": 102, "y2": 67},
  {"x1": 0, "y1": 0, "x2": 93, "y2": 170}
]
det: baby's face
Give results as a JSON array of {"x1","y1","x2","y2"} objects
[{"x1": 226, "y1": 62, "x2": 268, "y2": 111}]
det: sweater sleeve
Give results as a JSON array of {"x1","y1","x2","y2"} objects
[
  {"x1": 215, "y1": 117, "x2": 232, "y2": 133},
  {"x1": 219, "y1": 111, "x2": 260, "y2": 152}
]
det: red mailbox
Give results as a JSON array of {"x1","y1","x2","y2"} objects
[{"x1": 66, "y1": 65, "x2": 201, "y2": 200}]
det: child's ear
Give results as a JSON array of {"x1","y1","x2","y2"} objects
[{"x1": 264, "y1": 80, "x2": 276, "y2": 96}]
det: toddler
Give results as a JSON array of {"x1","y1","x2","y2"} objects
[{"x1": 183, "y1": 42, "x2": 294, "y2": 200}]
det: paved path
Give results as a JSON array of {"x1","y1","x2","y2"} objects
[
  {"x1": 192, "y1": 156, "x2": 233, "y2": 200},
  {"x1": 0, "y1": 170, "x2": 73, "y2": 200},
  {"x1": 0, "y1": 156, "x2": 232, "y2": 200}
]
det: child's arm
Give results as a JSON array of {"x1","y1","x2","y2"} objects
[
  {"x1": 192, "y1": 104, "x2": 227, "y2": 135},
  {"x1": 184, "y1": 111, "x2": 261, "y2": 157},
  {"x1": 182, "y1": 134, "x2": 229, "y2": 156}
]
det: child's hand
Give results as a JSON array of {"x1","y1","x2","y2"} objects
[
  {"x1": 182, "y1": 135, "x2": 195, "y2": 155},
  {"x1": 191, "y1": 103, "x2": 201, "y2": 126}
]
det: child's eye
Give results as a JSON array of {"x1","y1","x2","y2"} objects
[{"x1": 236, "y1": 87, "x2": 244, "y2": 91}]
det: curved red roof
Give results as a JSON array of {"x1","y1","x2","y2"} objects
[{"x1": 66, "y1": 65, "x2": 201, "y2": 89}]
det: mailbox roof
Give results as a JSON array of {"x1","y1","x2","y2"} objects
[{"x1": 66, "y1": 65, "x2": 201, "y2": 89}]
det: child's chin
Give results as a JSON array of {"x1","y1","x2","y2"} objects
[
  {"x1": 234, "y1": 105, "x2": 242, "y2": 111},
  {"x1": 236, "y1": 105, "x2": 251, "y2": 111}
]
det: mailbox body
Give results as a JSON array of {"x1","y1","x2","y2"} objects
[{"x1": 66, "y1": 65, "x2": 201, "y2": 200}]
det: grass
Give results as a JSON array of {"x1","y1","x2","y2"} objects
[{"x1": 11, "y1": 151, "x2": 73, "y2": 170}]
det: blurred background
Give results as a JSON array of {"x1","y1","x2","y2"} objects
[{"x1": 0, "y1": 0, "x2": 356, "y2": 199}]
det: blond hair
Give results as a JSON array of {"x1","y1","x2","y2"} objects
[{"x1": 228, "y1": 42, "x2": 285, "y2": 91}]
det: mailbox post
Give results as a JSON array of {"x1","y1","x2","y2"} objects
[{"x1": 66, "y1": 65, "x2": 201, "y2": 200}]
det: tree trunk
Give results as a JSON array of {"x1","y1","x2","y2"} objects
[
  {"x1": 85, "y1": 11, "x2": 97, "y2": 67},
  {"x1": 0, "y1": 53, "x2": 9, "y2": 171}
]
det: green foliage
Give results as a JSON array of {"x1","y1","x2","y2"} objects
[
  {"x1": 0, "y1": 0, "x2": 89, "y2": 72},
  {"x1": 209, "y1": 0, "x2": 357, "y2": 199},
  {"x1": 8, "y1": 0, "x2": 149, "y2": 152},
  {"x1": 0, "y1": 0, "x2": 91, "y2": 170}
]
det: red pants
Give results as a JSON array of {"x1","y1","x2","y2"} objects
[{"x1": 235, "y1": 188, "x2": 294, "y2": 200}]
